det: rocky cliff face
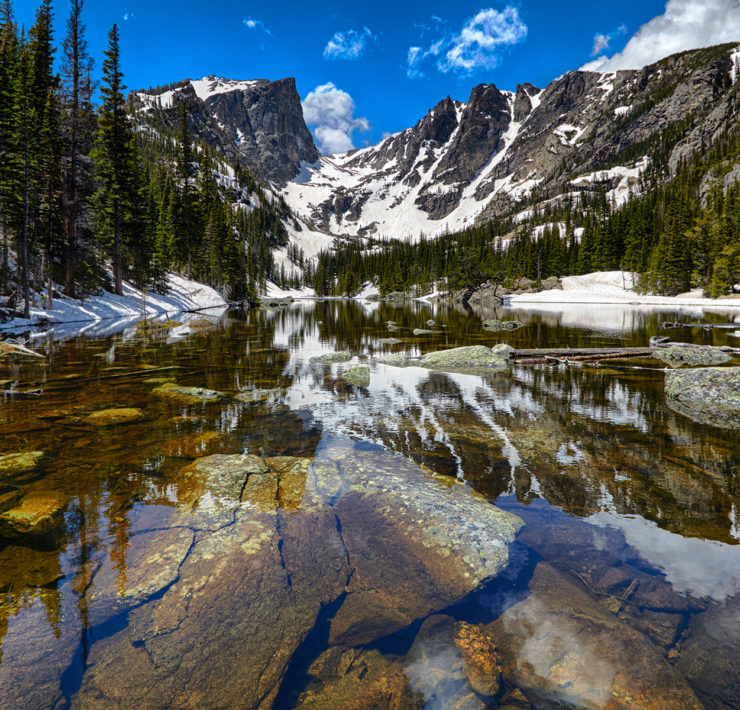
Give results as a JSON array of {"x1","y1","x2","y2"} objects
[
  {"x1": 134, "y1": 76, "x2": 320, "y2": 185},
  {"x1": 281, "y1": 43, "x2": 740, "y2": 241}
]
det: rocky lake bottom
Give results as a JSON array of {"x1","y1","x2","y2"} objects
[{"x1": 0, "y1": 299, "x2": 739, "y2": 709}]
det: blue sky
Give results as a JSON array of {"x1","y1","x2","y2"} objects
[{"x1": 16, "y1": 0, "x2": 740, "y2": 153}]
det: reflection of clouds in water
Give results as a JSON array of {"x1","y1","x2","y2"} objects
[
  {"x1": 589, "y1": 512, "x2": 740, "y2": 601},
  {"x1": 504, "y1": 601, "x2": 616, "y2": 708},
  {"x1": 404, "y1": 641, "x2": 471, "y2": 710}
]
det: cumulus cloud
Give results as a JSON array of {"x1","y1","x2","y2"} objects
[
  {"x1": 582, "y1": 0, "x2": 740, "y2": 72},
  {"x1": 302, "y1": 83, "x2": 370, "y2": 154},
  {"x1": 406, "y1": 7, "x2": 527, "y2": 78},
  {"x1": 123, "y1": 11, "x2": 135, "y2": 21},
  {"x1": 243, "y1": 17, "x2": 272, "y2": 35},
  {"x1": 323, "y1": 27, "x2": 375, "y2": 60}
]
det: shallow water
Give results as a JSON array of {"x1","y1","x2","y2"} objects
[{"x1": 1, "y1": 301, "x2": 739, "y2": 709}]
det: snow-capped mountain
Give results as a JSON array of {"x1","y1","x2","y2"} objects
[
  {"x1": 282, "y1": 43, "x2": 740, "y2": 241},
  {"x1": 133, "y1": 43, "x2": 740, "y2": 247}
]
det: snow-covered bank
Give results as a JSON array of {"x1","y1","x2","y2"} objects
[
  {"x1": 263, "y1": 281, "x2": 316, "y2": 299},
  {"x1": 510, "y1": 271, "x2": 740, "y2": 309},
  {"x1": 0, "y1": 273, "x2": 227, "y2": 334}
]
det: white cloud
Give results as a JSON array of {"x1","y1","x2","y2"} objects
[
  {"x1": 441, "y1": 7, "x2": 528, "y2": 72},
  {"x1": 323, "y1": 27, "x2": 375, "y2": 60},
  {"x1": 591, "y1": 34, "x2": 611, "y2": 56},
  {"x1": 302, "y1": 83, "x2": 370, "y2": 155},
  {"x1": 243, "y1": 17, "x2": 272, "y2": 35},
  {"x1": 406, "y1": 7, "x2": 527, "y2": 78},
  {"x1": 591, "y1": 25, "x2": 628, "y2": 57},
  {"x1": 582, "y1": 0, "x2": 740, "y2": 72},
  {"x1": 123, "y1": 11, "x2": 135, "y2": 21}
]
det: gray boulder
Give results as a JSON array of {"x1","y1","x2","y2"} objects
[
  {"x1": 665, "y1": 367, "x2": 740, "y2": 428},
  {"x1": 483, "y1": 319, "x2": 524, "y2": 332},
  {"x1": 420, "y1": 345, "x2": 510, "y2": 372},
  {"x1": 653, "y1": 345, "x2": 731, "y2": 368},
  {"x1": 309, "y1": 351, "x2": 352, "y2": 364}
]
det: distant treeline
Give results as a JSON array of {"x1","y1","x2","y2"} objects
[{"x1": 311, "y1": 104, "x2": 740, "y2": 298}]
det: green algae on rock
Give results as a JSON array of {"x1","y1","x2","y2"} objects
[
  {"x1": 309, "y1": 351, "x2": 353, "y2": 364},
  {"x1": 151, "y1": 382, "x2": 229, "y2": 405},
  {"x1": 340, "y1": 366, "x2": 370, "y2": 387},
  {"x1": 84, "y1": 408, "x2": 147, "y2": 427},
  {"x1": 665, "y1": 367, "x2": 740, "y2": 429}
]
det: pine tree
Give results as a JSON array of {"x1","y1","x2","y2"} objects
[
  {"x1": 61, "y1": 0, "x2": 95, "y2": 297},
  {"x1": 93, "y1": 24, "x2": 132, "y2": 295}
]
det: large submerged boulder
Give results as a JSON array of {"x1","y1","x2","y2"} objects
[
  {"x1": 664, "y1": 367, "x2": 740, "y2": 429},
  {"x1": 152, "y1": 383, "x2": 229, "y2": 405},
  {"x1": 70, "y1": 446, "x2": 522, "y2": 708},
  {"x1": 487, "y1": 562, "x2": 704, "y2": 709}
]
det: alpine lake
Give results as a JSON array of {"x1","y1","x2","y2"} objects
[{"x1": 0, "y1": 298, "x2": 739, "y2": 710}]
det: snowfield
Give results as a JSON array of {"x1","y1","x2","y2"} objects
[
  {"x1": 510, "y1": 271, "x2": 740, "y2": 309},
  {"x1": 1, "y1": 273, "x2": 228, "y2": 334}
]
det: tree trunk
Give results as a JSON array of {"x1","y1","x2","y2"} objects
[
  {"x1": 113, "y1": 196, "x2": 122, "y2": 295},
  {"x1": 22, "y1": 104, "x2": 31, "y2": 319}
]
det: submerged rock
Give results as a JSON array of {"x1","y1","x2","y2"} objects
[
  {"x1": 426, "y1": 319, "x2": 436, "y2": 326},
  {"x1": 309, "y1": 351, "x2": 352, "y2": 364},
  {"x1": 412, "y1": 328, "x2": 441, "y2": 335},
  {"x1": 0, "y1": 491, "x2": 66, "y2": 537},
  {"x1": 376, "y1": 337, "x2": 401, "y2": 345},
  {"x1": 340, "y1": 366, "x2": 370, "y2": 387},
  {"x1": 675, "y1": 593, "x2": 740, "y2": 709},
  {"x1": 0, "y1": 451, "x2": 44, "y2": 480},
  {"x1": 234, "y1": 388, "x2": 285, "y2": 404},
  {"x1": 404, "y1": 615, "x2": 490, "y2": 709},
  {"x1": 487, "y1": 562, "x2": 703, "y2": 709},
  {"x1": 317, "y1": 447, "x2": 523, "y2": 646},
  {"x1": 653, "y1": 344, "x2": 731, "y2": 368},
  {"x1": 161, "y1": 431, "x2": 223, "y2": 459},
  {"x1": 152, "y1": 383, "x2": 229, "y2": 405},
  {"x1": 665, "y1": 367, "x2": 740, "y2": 429},
  {"x1": 84, "y1": 408, "x2": 147, "y2": 427},
  {"x1": 295, "y1": 648, "x2": 423, "y2": 709},
  {"x1": 376, "y1": 352, "x2": 410, "y2": 367},
  {"x1": 87, "y1": 528, "x2": 195, "y2": 626},
  {"x1": 482, "y1": 319, "x2": 523, "y2": 332}
]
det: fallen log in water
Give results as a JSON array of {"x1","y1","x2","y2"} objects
[{"x1": 514, "y1": 347, "x2": 655, "y2": 365}]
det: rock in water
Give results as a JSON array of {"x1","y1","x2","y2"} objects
[
  {"x1": 664, "y1": 367, "x2": 740, "y2": 429},
  {"x1": 653, "y1": 345, "x2": 731, "y2": 368},
  {"x1": 482, "y1": 319, "x2": 523, "y2": 331},
  {"x1": 487, "y1": 562, "x2": 703, "y2": 709},
  {"x1": 412, "y1": 328, "x2": 441, "y2": 335},
  {"x1": 315, "y1": 446, "x2": 523, "y2": 646},
  {"x1": 151, "y1": 383, "x2": 229, "y2": 405},
  {"x1": 0, "y1": 491, "x2": 67, "y2": 537},
  {"x1": 309, "y1": 351, "x2": 352, "y2": 364},
  {"x1": 340, "y1": 366, "x2": 370, "y2": 387},
  {"x1": 84, "y1": 408, "x2": 147, "y2": 426},
  {"x1": 420, "y1": 345, "x2": 510, "y2": 372},
  {"x1": 0, "y1": 451, "x2": 44, "y2": 481}
]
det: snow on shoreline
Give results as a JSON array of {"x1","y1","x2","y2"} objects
[
  {"x1": 509, "y1": 271, "x2": 740, "y2": 310},
  {"x1": 0, "y1": 273, "x2": 228, "y2": 335}
]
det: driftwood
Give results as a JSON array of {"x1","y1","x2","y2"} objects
[
  {"x1": 0, "y1": 342, "x2": 45, "y2": 358},
  {"x1": 514, "y1": 347, "x2": 655, "y2": 365}
]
